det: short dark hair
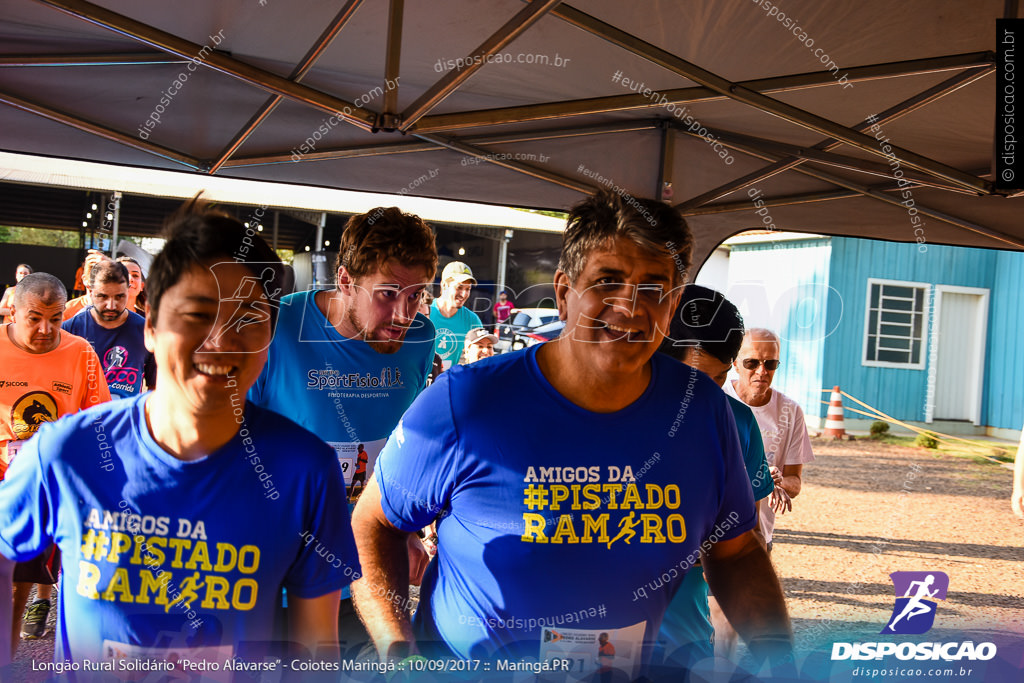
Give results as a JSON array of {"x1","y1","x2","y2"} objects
[
  {"x1": 660, "y1": 285, "x2": 744, "y2": 365},
  {"x1": 558, "y1": 189, "x2": 692, "y2": 286},
  {"x1": 16, "y1": 263, "x2": 32, "y2": 273},
  {"x1": 13, "y1": 272, "x2": 66, "y2": 307},
  {"x1": 334, "y1": 207, "x2": 438, "y2": 283},
  {"x1": 87, "y1": 260, "x2": 129, "y2": 289},
  {"x1": 148, "y1": 196, "x2": 285, "y2": 327}
]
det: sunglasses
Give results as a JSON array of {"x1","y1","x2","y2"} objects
[{"x1": 741, "y1": 358, "x2": 780, "y2": 371}]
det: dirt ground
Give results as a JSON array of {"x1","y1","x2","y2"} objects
[
  {"x1": 10, "y1": 437, "x2": 1024, "y2": 681},
  {"x1": 769, "y1": 436, "x2": 1024, "y2": 659}
]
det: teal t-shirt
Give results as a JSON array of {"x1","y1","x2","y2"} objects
[
  {"x1": 658, "y1": 394, "x2": 773, "y2": 664},
  {"x1": 428, "y1": 301, "x2": 483, "y2": 369}
]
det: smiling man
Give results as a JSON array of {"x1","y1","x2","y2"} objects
[
  {"x1": 351, "y1": 190, "x2": 793, "y2": 680},
  {"x1": 249, "y1": 206, "x2": 438, "y2": 651},
  {"x1": 0, "y1": 202, "x2": 357, "y2": 669},
  {"x1": 63, "y1": 259, "x2": 153, "y2": 399},
  {"x1": 429, "y1": 261, "x2": 482, "y2": 370}
]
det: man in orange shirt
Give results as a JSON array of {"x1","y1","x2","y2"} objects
[{"x1": 0, "y1": 272, "x2": 110, "y2": 648}]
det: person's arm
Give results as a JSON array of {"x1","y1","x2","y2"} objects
[
  {"x1": 0, "y1": 289, "x2": 12, "y2": 318},
  {"x1": 350, "y1": 477, "x2": 418, "y2": 659},
  {"x1": 702, "y1": 529, "x2": 793, "y2": 668},
  {"x1": 1012, "y1": 430, "x2": 1024, "y2": 518},
  {"x1": 780, "y1": 463, "x2": 803, "y2": 498},
  {"x1": 289, "y1": 591, "x2": 341, "y2": 660}
]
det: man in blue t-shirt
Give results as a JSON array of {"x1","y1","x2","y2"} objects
[
  {"x1": 63, "y1": 259, "x2": 154, "y2": 399},
  {"x1": 658, "y1": 285, "x2": 775, "y2": 668},
  {"x1": 429, "y1": 261, "x2": 483, "y2": 370},
  {"x1": 249, "y1": 206, "x2": 438, "y2": 648},
  {"x1": 0, "y1": 202, "x2": 358, "y2": 671},
  {"x1": 351, "y1": 191, "x2": 794, "y2": 679}
]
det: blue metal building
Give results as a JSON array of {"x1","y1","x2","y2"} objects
[{"x1": 722, "y1": 234, "x2": 1024, "y2": 439}]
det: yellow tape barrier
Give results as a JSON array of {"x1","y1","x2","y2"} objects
[{"x1": 818, "y1": 388, "x2": 1008, "y2": 465}]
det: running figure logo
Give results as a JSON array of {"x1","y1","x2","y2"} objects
[{"x1": 881, "y1": 571, "x2": 949, "y2": 635}]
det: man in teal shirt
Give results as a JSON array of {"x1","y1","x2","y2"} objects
[
  {"x1": 658, "y1": 285, "x2": 774, "y2": 669},
  {"x1": 429, "y1": 261, "x2": 483, "y2": 369}
]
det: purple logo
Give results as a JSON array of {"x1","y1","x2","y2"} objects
[{"x1": 881, "y1": 571, "x2": 949, "y2": 635}]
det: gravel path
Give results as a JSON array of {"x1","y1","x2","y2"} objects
[{"x1": 762, "y1": 436, "x2": 1023, "y2": 679}]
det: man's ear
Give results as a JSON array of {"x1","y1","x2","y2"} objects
[
  {"x1": 553, "y1": 270, "x2": 572, "y2": 322},
  {"x1": 336, "y1": 266, "x2": 354, "y2": 294}
]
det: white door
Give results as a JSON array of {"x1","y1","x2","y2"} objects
[{"x1": 932, "y1": 289, "x2": 988, "y2": 423}]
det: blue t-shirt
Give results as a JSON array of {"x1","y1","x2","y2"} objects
[
  {"x1": 658, "y1": 393, "x2": 774, "y2": 663},
  {"x1": 376, "y1": 346, "x2": 756, "y2": 674},
  {"x1": 428, "y1": 302, "x2": 483, "y2": 369},
  {"x1": 249, "y1": 290, "x2": 434, "y2": 598},
  {"x1": 63, "y1": 308, "x2": 151, "y2": 399},
  {"x1": 250, "y1": 289, "x2": 434, "y2": 489},
  {"x1": 0, "y1": 395, "x2": 358, "y2": 667}
]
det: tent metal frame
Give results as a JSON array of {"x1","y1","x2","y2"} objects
[{"x1": 3, "y1": 0, "x2": 1020, "y2": 252}]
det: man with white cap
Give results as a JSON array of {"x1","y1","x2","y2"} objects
[
  {"x1": 429, "y1": 261, "x2": 483, "y2": 370},
  {"x1": 460, "y1": 327, "x2": 497, "y2": 365}
]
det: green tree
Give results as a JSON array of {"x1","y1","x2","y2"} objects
[{"x1": 0, "y1": 225, "x2": 81, "y2": 249}]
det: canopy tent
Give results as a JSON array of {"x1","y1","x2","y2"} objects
[{"x1": 0, "y1": 0, "x2": 1020, "y2": 271}]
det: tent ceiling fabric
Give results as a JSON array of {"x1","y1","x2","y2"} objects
[{"x1": 0, "y1": 0, "x2": 1019, "y2": 270}]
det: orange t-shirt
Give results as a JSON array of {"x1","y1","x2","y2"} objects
[
  {"x1": 62, "y1": 294, "x2": 90, "y2": 321},
  {"x1": 0, "y1": 325, "x2": 111, "y2": 474}
]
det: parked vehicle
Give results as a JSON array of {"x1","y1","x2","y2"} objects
[
  {"x1": 494, "y1": 307, "x2": 560, "y2": 353},
  {"x1": 508, "y1": 318, "x2": 565, "y2": 350}
]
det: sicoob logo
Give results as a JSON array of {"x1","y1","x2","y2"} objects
[{"x1": 882, "y1": 571, "x2": 949, "y2": 635}]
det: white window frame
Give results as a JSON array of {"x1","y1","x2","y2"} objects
[{"x1": 862, "y1": 278, "x2": 930, "y2": 370}]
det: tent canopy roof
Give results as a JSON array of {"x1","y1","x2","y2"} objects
[{"x1": 1, "y1": 0, "x2": 1019, "y2": 267}]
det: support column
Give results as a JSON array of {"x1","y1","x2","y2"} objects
[
  {"x1": 497, "y1": 229, "x2": 512, "y2": 295},
  {"x1": 110, "y1": 191, "x2": 122, "y2": 255},
  {"x1": 316, "y1": 212, "x2": 326, "y2": 251}
]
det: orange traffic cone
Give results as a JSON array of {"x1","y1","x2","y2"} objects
[{"x1": 823, "y1": 386, "x2": 846, "y2": 439}]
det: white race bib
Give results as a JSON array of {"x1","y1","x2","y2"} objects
[
  {"x1": 537, "y1": 621, "x2": 645, "y2": 681},
  {"x1": 325, "y1": 438, "x2": 385, "y2": 504},
  {"x1": 5, "y1": 440, "x2": 25, "y2": 465}
]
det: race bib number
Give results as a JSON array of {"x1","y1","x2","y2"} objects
[
  {"x1": 103, "y1": 640, "x2": 234, "y2": 682},
  {"x1": 538, "y1": 622, "x2": 645, "y2": 681},
  {"x1": 5, "y1": 440, "x2": 25, "y2": 465},
  {"x1": 326, "y1": 438, "x2": 385, "y2": 504}
]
